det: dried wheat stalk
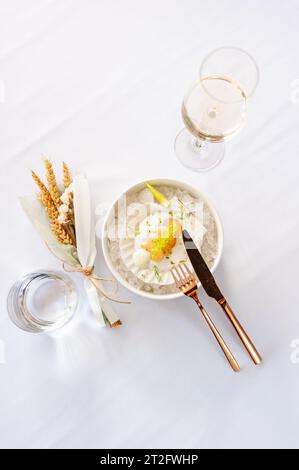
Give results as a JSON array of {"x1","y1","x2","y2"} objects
[
  {"x1": 31, "y1": 170, "x2": 50, "y2": 199},
  {"x1": 31, "y1": 168, "x2": 75, "y2": 246},
  {"x1": 32, "y1": 171, "x2": 58, "y2": 221},
  {"x1": 62, "y1": 161, "x2": 72, "y2": 189},
  {"x1": 51, "y1": 220, "x2": 74, "y2": 245},
  {"x1": 62, "y1": 162, "x2": 74, "y2": 226},
  {"x1": 45, "y1": 159, "x2": 61, "y2": 208},
  {"x1": 67, "y1": 191, "x2": 75, "y2": 226},
  {"x1": 40, "y1": 193, "x2": 58, "y2": 223}
]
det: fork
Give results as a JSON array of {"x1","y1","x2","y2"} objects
[{"x1": 171, "y1": 263, "x2": 240, "y2": 372}]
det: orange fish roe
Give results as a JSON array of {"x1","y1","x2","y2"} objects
[{"x1": 142, "y1": 219, "x2": 181, "y2": 262}]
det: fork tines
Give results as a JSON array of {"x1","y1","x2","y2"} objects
[{"x1": 171, "y1": 263, "x2": 195, "y2": 291}]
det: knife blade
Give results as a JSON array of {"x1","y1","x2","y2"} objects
[
  {"x1": 182, "y1": 229, "x2": 262, "y2": 365},
  {"x1": 182, "y1": 229, "x2": 224, "y2": 302}
]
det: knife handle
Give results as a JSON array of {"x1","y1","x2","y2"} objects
[
  {"x1": 219, "y1": 300, "x2": 262, "y2": 365},
  {"x1": 192, "y1": 296, "x2": 240, "y2": 372}
]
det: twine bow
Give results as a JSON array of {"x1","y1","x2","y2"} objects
[
  {"x1": 45, "y1": 241, "x2": 130, "y2": 306},
  {"x1": 62, "y1": 263, "x2": 131, "y2": 305}
]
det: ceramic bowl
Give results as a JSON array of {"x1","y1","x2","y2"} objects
[{"x1": 102, "y1": 178, "x2": 223, "y2": 300}]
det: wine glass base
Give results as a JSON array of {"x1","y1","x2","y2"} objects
[{"x1": 175, "y1": 128, "x2": 225, "y2": 172}]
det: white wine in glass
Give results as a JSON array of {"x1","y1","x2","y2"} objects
[
  {"x1": 175, "y1": 47, "x2": 259, "y2": 172},
  {"x1": 182, "y1": 76, "x2": 247, "y2": 142}
]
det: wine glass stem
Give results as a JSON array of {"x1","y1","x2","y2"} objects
[{"x1": 192, "y1": 137, "x2": 207, "y2": 153}]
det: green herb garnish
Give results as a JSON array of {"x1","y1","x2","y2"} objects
[{"x1": 153, "y1": 265, "x2": 162, "y2": 282}]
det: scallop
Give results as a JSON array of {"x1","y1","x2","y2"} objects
[{"x1": 133, "y1": 248, "x2": 150, "y2": 268}]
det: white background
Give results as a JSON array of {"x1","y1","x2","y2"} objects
[{"x1": 0, "y1": 0, "x2": 299, "y2": 449}]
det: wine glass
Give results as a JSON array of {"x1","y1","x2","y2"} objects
[{"x1": 175, "y1": 47, "x2": 259, "y2": 172}]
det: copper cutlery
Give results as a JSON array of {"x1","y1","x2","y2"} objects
[
  {"x1": 182, "y1": 229, "x2": 262, "y2": 365},
  {"x1": 171, "y1": 264, "x2": 240, "y2": 372}
]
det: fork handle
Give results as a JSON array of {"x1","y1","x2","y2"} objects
[
  {"x1": 193, "y1": 296, "x2": 240, "y2": 372},
  {"x1": 219, "y1": 300, "x2": 262, "y2": 365}
]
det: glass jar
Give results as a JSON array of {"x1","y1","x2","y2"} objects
[{"x1": 7, "y1": 270, "x2": 78, "y2": 333}]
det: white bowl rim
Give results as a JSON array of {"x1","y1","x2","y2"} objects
[{"x1": 101, "y1": 177, "x2": 224, "y2": 301}]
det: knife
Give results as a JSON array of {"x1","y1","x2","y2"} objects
[{"x1": 182, "y1": 229, "x2": 262, "y2": 365}]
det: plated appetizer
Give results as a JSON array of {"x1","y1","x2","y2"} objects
[{"x1": 103, "y1": 179, "x2": 222, "y2": 299}]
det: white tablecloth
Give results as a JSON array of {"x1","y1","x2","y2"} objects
[{"x1": 1, "y1": 0, "x2": 299, "y2": 449}]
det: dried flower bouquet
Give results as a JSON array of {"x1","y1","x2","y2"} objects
[{"x1": 20, "y1": 160, "x2": 126, "y2": 328}]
